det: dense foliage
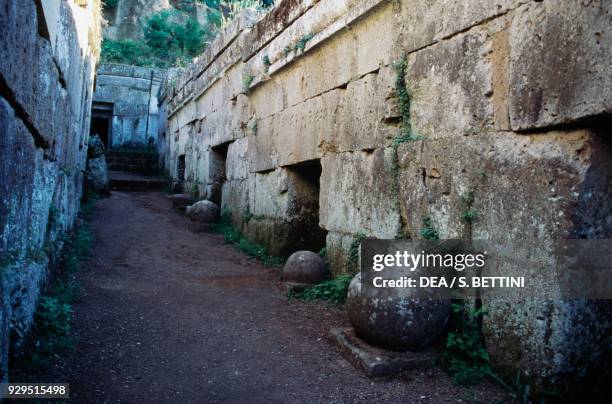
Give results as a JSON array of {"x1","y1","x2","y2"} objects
[
  {"x1": 101, "y1": 0, "x2": 274, "y2": 68},
  {"x1": 442, "y1": 303, "x2": 491, "y2": 385}
]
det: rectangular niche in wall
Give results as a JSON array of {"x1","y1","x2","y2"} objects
[
  {"x1": 209, "y1": 142, "x2": 231, "y2": 206},
  {"x1": 284, "y1": 159, "x2": 327, "y2": 254}
]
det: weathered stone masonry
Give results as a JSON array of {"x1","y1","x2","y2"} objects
[
  {"x1": 92, "y1": 63, "x2": 165, "y2": 149},
  {"x1": 0, "y1": 0, "x2": 101, "y2": 381},
  {"x1": 160, "y1": 0, "x2": 611, "y2": 392}
]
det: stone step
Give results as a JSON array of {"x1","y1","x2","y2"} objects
[
  {"x1": 106, "y1": 155, "x2": 158, "y2": 165},
  {"x1": 107, "y1": 163, "x2": 159, "y2": 174},
  {"x1": 106, "y1": 151, "x2": 159, "y2": 167},
  {"x1": 108, "y1": 171, "x2": 168, "y2": 192},
  {"x1": 106, "y1": 150, "x2": 159, "y2": 159}
]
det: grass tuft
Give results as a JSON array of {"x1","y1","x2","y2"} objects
[
  {"x1": 442, "y1": 303, "x2": 490, "y2": 386},
  {"x1": 210, "y1": 210, "x2": 283, "y2": 267},
  {"x1": 289, "y1": 274, "x2": 353, "y2": 305}
]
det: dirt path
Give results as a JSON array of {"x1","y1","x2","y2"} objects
[{"x1": 44, "y1": 192, "x2": 509, "y2": 403}]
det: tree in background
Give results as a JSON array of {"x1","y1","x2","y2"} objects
[
  {"x1": 101, "y1": 0, "x2": 275, "y2": 68},
  {"x1": 144, "y1": 10, "x2": 211, "y2": 65}
]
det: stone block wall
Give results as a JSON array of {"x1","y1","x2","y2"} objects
[
  {"x1": 92, "y1": 63, "x2": 165, "y2": 149},
  {"x1": 159, "y1": 0, "x2": 611, "y2": 393},
  {"x1": 0, "y1": 0, "x2": 101, "y2": 381}
]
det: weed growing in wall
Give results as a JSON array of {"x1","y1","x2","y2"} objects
[
  {"x1": 293, "y1": 33, "x2": 314, "y2": 53},
  {"x1": 348, "y1": 232, "x2": 366, "y2": 272},
  {"x1": 389, "y1": 55, "x2": 426, "y2": 218},
  {"x1": 460, "y1": 210, "x2": 478, "y2": 223},
  {"x1": 243, "y1": 74, "x2": 255, "y2": 94},
  {"x1": 262, "y1": 54, "x2": 271, "y2": 68},
  {"x1": 420, "y1": 216, "x2": 439, "y2": 240},
  {"x1": 210, "y1": 210, "x2": 283, "y2": 267},
  {"x1": 250, "y1": 119, "x2": 259, "y2": 136},
  {"x1": 392, "y1": 55, "x2": 426, "y2": 145},
  {"x1": 459, "y1": 191, "x2": 478, "y2": 224}
]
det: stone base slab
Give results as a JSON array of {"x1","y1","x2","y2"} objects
[{"x1": 329, "y1": 327, "x2": 437, "y2": 378}]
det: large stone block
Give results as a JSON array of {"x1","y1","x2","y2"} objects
[
  {"x1": 397, "y1": 128, "x2": 612, "y2": 392},
  {"x1": 325, "y1": 231, "x2": 358, "y2": 275},
  {"x1": 320, "y1": 148, "x2": 400, "y2": 238},
  {"x1": 250, "y1": 67, "x2": 398, "y2": 172},
  {"x1": 247, "y1": 77, "x2": 286, "y2": 120},
  {"x1": 484, "y1": 299, "x2": 612, "y2": 396},
  {"x1": 322, "y1": 66, "x2": 398, "y2": 153},
  {"x1": 198, "y1": 95, "x2": 252, "y2": 149},
  {"x1": 248, "y1": 115, "x2": 277, "y2": 172},
  {"x1": 397, "y1": 129, "x2": 611, "y2": 240},
  {"x1": 0, "y1": 98, "x2": 37, "y2": 252},
  {"x1": 221, "y1": 179, "x2": 250, "y2": 228},
  {"x1": 275, "y1": 89, "x2": 338, "y2": 167},
  {"x1": 195, "y1": 79, "x2": 225, "y2": 117},
  {"x1": 508, "y1": 0, "x2": 612, "y2": 130},
  {"x1": 96, "y1": 75, "x2": 152, "y2": 91},
  {"x1": 97, "y1": 64, "x2": 157, "y2": 80},
  {"x1": 240, "y1": 0, "x2": 314, "y2": 61},
  {"x1": 93, "y1": 83, "x2": 151, "y2": 105},
  {"x1": 53, "y1": 0, "x2": 84, "y2": 115},
  {"x1": 269, "y1": 0, "x2": 396, "y2": 108},
  {"x1": 406, "y1": 27, "x2": 494, "y2": 140},
  {"x1": 248, "y1": 169, "x2": 291, "y2": 219},
  {"x1": 226, "y1": 137, "x2": 249, "y2": 181},
  {"x1": 398, "y1": 0, "x2": 521, "y2": 52}
]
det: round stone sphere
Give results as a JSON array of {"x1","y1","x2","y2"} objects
[
  {"x1": 186, "y1": 200, "x2": 220, "y2": 223},
  {"x1": 282, "y1": 251, "x2": 326, "y2": 284},
  {"x1": 346, "y1": 272, "x2": 450, "y2": 351}
]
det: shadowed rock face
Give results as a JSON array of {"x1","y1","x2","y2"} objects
[{"x1": 0, "y1": 0, "x2": 101, "y2": 382}]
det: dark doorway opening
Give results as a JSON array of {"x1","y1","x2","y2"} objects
[
  {"x1": 175, "y1": 154, "x2": 186, "y2": 193},
  {"x1": 285, "y1": 159, "x2": 327, "y2": 254},
  {"x1": 90, "y1": 116, "x2": 110, "y2": 148},
  {"x1": 177, "y1": 155, "x2": 186, "y2": 182},
  {"x1": 90, "y1": 102, "x2": 113, "y2": 149},
  {"x1": 209, "y1": 142, "x2": 230, "y2": 206}
]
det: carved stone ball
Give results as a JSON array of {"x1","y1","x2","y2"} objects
[
  {"x1": 346, "y1": 272, "x2": 450, "y2": 351},
  {"x1": 185, "y1": 200, "x2": 220, "y2": 223},
  {"x1": 282, "y1": 251, "x2": 326, "y2": 284}
]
